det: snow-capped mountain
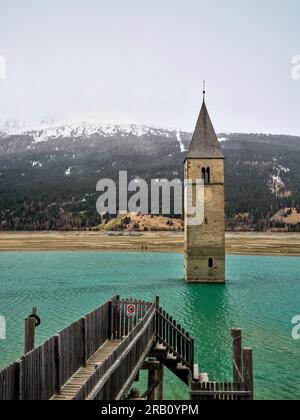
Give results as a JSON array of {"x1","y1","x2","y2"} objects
[
  {"x1": 0, "y1": 121, "x2": 191, "y2": 153},
  {"x1": 0, "y1": 120, "x2": 233, "y2": 153},
  {"x1": 30, "y1": 123, "x2": 182, "y2": 144}
]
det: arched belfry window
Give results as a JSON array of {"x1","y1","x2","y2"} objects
[
  {"x1": 208, "y1": 257, "x2": 214, "y2": 269},
  {"x1": 201, "y1": 167, "x2": 211, "y2": 185}
]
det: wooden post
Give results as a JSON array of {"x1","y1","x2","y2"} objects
[
  {"x1": 24, "y1": 315, "x2": 36, "y2": 354},
  {"x1": 185, "y1": 331, "x2": 190, "y2": 367},
  {"x1": 147, "y1": 358, "x2": 158, "y2": 400},
  {"x1": 177, "y1": 325, "x2": 182, "y2": 357},
  {"x1": 231, "y1": 328, "x2": 243, "y2": 384},
  {"x1": 16, "y1": 359, "x2": 23, "y2": 401},
  {"x1": 157, "y1": 362, "x2": 164, "y2": 400},
  {"x1": 173, "y1": 319, "x2": 176, "y2": 353},
  {"x1": 243, "y1": 348, "x2": 254, "y2": 400},
  {"x1": 24, "y1": 317, "x2": 35, "y2": 353},
  {"x1": 40, "y1": 345, "x2": 46, "y2": 400},
  {"x1": 155, "y1": 297, "x2": 160, "y2": 338},
  {"x1": 169, "y1": 316, "x2": 173, "y2": 347},
  {"x1": 128, "y1": 389, "x2": 141, "y2": 400},
  {"x1": 24, "y1": 307, "x2": 39, "y2": 354},
  {"x1": 155, "y1": 296, "x2": 160, "y2": 309}
]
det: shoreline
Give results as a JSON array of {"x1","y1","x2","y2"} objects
[{"x1": 0, "y1": 231, "x2": 300, "y2": 256}]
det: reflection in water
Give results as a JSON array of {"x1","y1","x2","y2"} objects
[
  {"x1": 181, "y1": 283, "x2": 232, "y2": 383},
  {"x1": 0, "y1": 252, "x2": 299, "y2": 400}
]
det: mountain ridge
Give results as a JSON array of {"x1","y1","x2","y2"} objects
[
  {"x1": 0, "y1": 123, "x2": 300, "y2": 231},
  {"x1": 1, "y1": 120, "x2": 299, "y2": 141}
]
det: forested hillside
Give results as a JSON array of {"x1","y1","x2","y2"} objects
[{"x1": 0, "y1": 124, "x2": 299, "y2": 231}]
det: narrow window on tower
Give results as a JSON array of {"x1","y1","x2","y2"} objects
[
  {"x1": 201, "y1": 167, "x2": 206, "y2": 181},
  {"x1": 208, "y1": 257, "x2": 214, "y2": 268},
  {"x1": 206, "y1": 167, "x2": 211, "y2": 184}
]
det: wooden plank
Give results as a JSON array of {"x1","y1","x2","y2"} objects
[
  {"x1": 52, "y1": 340, "x2": 121, "y2": 400},
  {"x1": 243, "y1": 348, "x2": 254, "y2": 400},
  {"x1": 87, "y1": 306, "x2": 156, "y2": 400},
  {"x1": 54, "y1": 334, "x2": 62, "y2": 394},
  {"x1": 41, "y1": 345, "x2": 46, "y2": 400},
  {"x1": 116, "y1": 296, "x2": 120, "y2": 339}
]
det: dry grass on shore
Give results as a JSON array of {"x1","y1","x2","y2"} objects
[{"x1": 0, "y1": 231, "x2": 300, "y2": 256}]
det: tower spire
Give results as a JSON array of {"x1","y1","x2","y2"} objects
[
  {"x1": 203, "y1": 80, "x2": 206, "y2": 102},
  {"x1": 185, "y1": 94, "x2": 223, "y2": 159}
]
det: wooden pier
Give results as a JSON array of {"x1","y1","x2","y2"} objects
[{"x1": 0, "y1": 296, "x2": 253, "y2": 400}]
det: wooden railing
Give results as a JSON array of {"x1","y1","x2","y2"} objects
[
  {"x1": 0, "y1": 301, "x2": 110, "y2": 400},
  {"x1": 155, "y1": 298, "x2": 194, "y2": 371},
  {"x1": 0, "y1": 297, "x2": 253, "y2": 401},
  {"x1": 0, "y1": 297, "x2": 156, "y2": 401},
  {"x1": 189, "y1": 328, "x2": 254, "y2": 401},
  {"x1": 111, "y1": 296, "x2": 154, "y2": 339},
  {"x1": 0, "y1": 361, "x2": 20, "y2": 400},
  {"x1": 190, "y1": 382, "x2": 252, "y2": 400},
  {"x1": 75, "y1": 301, "x2": 156, "y2": 400}
]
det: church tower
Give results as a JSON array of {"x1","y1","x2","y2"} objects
[{"x1": 184, "y1": 92, "x2": 225, "y2": 283}]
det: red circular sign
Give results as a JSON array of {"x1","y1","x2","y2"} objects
[{"x1": 127, "y1": 304, "x2": 136, "y2": 316}]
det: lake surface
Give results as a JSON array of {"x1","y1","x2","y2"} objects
[{"x1": 0, "y1": 252, "x2": 299, "y2": 400}]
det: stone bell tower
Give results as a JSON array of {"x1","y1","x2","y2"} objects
[{"x1": 184, "y1": 91, "x2": 225, "y2": 283}]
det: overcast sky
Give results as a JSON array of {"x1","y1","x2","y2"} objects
[{"x1": 0, "y1": 0, "x2": 299, "y2": 134}]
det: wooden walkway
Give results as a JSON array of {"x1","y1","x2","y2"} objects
[
  {"x1": 52, "y1": 339, "x2": 121, "y2": 400},
  {"x1": 0, "y1": 296, "x2": 253, "y2": 401}
]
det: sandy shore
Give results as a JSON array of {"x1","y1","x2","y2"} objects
[{"x1": 0, "y1": 231, "x2": 300, "y2": 256}]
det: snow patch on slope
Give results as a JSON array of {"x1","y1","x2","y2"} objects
[
  {"x1": 176, "y1": 130, "x2": 187, "y2": 152},
  {"x1": 269, "y1": 162, "x2": 291, "y2": 197},
  {"x1": 31, "y1": 161, "x2": 42, "y2": 168},
  {"x1": 65, "y1": 167, "x2": 72, "y2": 176}
]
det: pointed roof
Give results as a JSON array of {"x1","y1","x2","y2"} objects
[{"x1": 186, "y1": 100, "x2": 224, "y2": 159}]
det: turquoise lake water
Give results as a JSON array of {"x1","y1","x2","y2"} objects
[{"x1": 0, "y1": 252, "x2": 299, "y2": 400}]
